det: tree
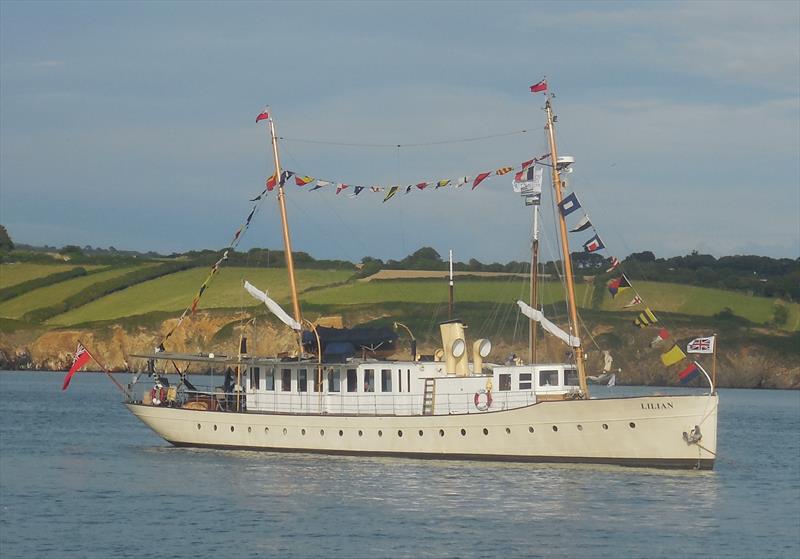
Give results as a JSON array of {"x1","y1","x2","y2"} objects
[{"x1": 0, "y1": 225, "x2": 13, "y2": 252}]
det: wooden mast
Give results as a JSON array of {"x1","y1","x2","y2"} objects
[
  {"x1": 529, "y1": 206, "x2": 540, "y2": 364},
  {"x1": 267, "y1": 116, "x2": 303, "y2": 352},
  {"x1": 544, "y1": 95, "x2": 589, "y2": 396}
]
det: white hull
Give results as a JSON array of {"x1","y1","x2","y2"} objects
[{"x1": 126, "y1": 393, "x2": 718, "y2": 469}]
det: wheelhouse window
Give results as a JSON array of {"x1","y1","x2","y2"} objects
[
  {"x1": 381, "y1": 369, "x2": 392, "y2": 392},
  {"x1": 346, "y1": 369, "x2": 358, "y2": 393},
  {"x1": 539, "y1": 369, "x2": 559, "y2": 387},
  {"x1": 564, "y1": 368, "x2": 579, "y2": 387},
  {"x1": 364, "y1": 369, "x2": 375, "y2": 392},
  {"x1": 250, "y1": 367, "x2": 260, "y2": 390},
  {"x1": 297, "y1": 369, "x2": 308, "y2": 392},
  {"x1": 265, "y1": 368, "x2": 275, "y2": 391},
  {"x1": 498, "y1": 373, "x2": 511, "y2": 391},
  {"x1": 327, "y1": 369, "x2": 340, "y2": 393},
  {"x1": 519, "y1": 372, "x2": 532, "y2": 390},
  {"x1": 281, "y1": 369, "x2": 292, "y2": 392}
]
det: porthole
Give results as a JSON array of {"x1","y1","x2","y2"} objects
[
  {"x1": 247, "y1": 426, "x2": 252, "y2": 433},
  {"x1": 230, "y1": 426, "x2": 235, "y2": 433},
  {"x1": 378, "y1": 430, "x2": 383, "y2": 437},
  {"x1": 577, "y1": 425, "x2": 583, "y2": 431},
  {"x1": 602, "y1": 424, "x2": 609, "y2": 430},
  {"x1": 301, "y1": 428, "x2": 306, "y2": 436},
  {"x1": 197, "y1": 424, "x2": 201, "y2": 430},
  {"x1": 629, "y1": 422, "x2": 636, "y2": 429},
  {"x1": 264, "y1": 427, "x2": 270, "y2": 435},
  {"x1": 320, "y1": 429, "x2": 325, "y2": 436},
  {"x1": 505, "y1": 427, "x2": 511, "y2": 434},
  {"x1": 460, "y1": 428, "x2": 467, "y2": 436},
  {"x1": 339, "y1": 430, "x2": 344, "y2": 437},
  {"x1": 552, "y1": 425, "x2": 558, "y2": 432},
  {"x1": 358, "y1": 430, "x2": 363, "y2": 437},
  {"x1": 418, "y1": 430, "x2": 424, "y2": 437},
  {"x1": 439, "y1": 429, "x2": 445, "y2": 437},
  {"x1": 528, "y1": 426, "x2": 534, "y2": 433},
  {"x1": 282, "y1": 428, "x2": 287, "y2": 435},
  {"x1": 213, "y1": 425, "x2": 218, "y2": 431},
  {"x1": 397, "y1": 430, "x2": 403, "y2": 437},
  {"x1": 483, "y1": 428, "x2": 489, "y2": 436}
]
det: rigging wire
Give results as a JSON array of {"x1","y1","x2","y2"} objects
[{"x1": 279, "y1": 129, "x2": 530, "y2": 150}]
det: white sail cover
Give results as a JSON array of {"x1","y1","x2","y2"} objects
[
  {"x1": 244, "y1": 280, "x2": 302, "y2": 331},
  {"x1": 516, "y1": 300, "x2": 581, "y2": 348}
]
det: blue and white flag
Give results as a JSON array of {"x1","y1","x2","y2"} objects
[{"x1": 558, "y1": 193, "x2": 581, "y2": 216}]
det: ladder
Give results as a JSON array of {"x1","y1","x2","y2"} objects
[{"x1": 422, "y1": 378, "x2": 436, "y2": 415}]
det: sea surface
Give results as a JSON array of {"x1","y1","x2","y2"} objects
[{"x1": 0, "y1": 371, "x2": 798, "y2": 559}]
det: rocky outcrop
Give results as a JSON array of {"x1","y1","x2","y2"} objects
[{"x1": 1, "y1": 311, "x2": 797, "y2": 389}]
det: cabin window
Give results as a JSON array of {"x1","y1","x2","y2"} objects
[
  {"x1": 398, "y1": 370, "x2": 402, "y2": 392},
  {"x1": 281, "y1": 369, "x2": 292, "y2": 392},
  {"x1": 381, "y1": 369, "x2": 392, "y2": 392},
  {"x1": 327, "y1": 369, "x2": 340, "y2": 393},
  {"x1": 297, "y1": 369, "x2": 308, "y2": 392},
  {"x1": 498, "y1": 374, "x2": 511, "y2": 391},
  {"x1": 364, "y1": 369, "x2": 375, "y2": 392},
  {"x1": 346, "y1": 369, "x2": 358, "y2": 393},
  {"x1": 265, "y1": 368, "x2": 275, "y2": 391},
  {"x1": 250, "y1": 367, "x2": 260, "y2": 390},
  {"x1": 564, "y1": 369, "x2": 579, "y2": 387},
  {"x1": 539, "y1": 369, "x2": 559, "y2": 387},
  {"x1": 407, "y1": 370, "x2": 411, "y2": 392},
  {"x1": 519, "y1": 372, "x2": 532, "y2": 390}
]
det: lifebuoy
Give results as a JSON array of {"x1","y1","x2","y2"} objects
[{"x1": 474, "y1": 389, "x2": 492, "y2": 411}]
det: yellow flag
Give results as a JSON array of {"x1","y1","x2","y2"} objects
[{"x1": 660, "y1": 344, "x2": 686, "y2": 366}]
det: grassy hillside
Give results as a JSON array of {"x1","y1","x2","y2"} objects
[
  {"x1": 50, "y1": 267, "x2": 353, "y2": 326},
  {"x1": 0, "y1": 266, "x2": 146, "y2": 319},
  {"x1": 1, "y1": 260, "x2": 796, "y2": 333},
  {"x1": 304, "y1": 278, "x2": 800, "y2": 331},
  {"x1": 0, "y1": 263, "x2": 103, "y2": 288}
]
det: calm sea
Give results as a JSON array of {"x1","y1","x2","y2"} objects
[{"x1": 0, "y1": 371, "x2": 798, "y2": 558}]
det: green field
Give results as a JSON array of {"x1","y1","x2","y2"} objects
[
  {"x1": 0, "y1": 266, "x2": 144, "y2": 319},
  {"x1": 50, "y1": 267, "x2": 354, "y2": 325},
  {"x1": 599, "y1": 281, "x2": 800, "y2": 328},
  {"x1": 1, "y1": 260, "x2": 795, "y2": 332},
  {"x1": 0, "y1": 263, "x2": 103, "y2": 288},
  {"x1": 304, "y1": 278, "x2": 800, "y2": 330}
]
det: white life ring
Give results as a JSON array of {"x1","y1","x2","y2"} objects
[{"x1": 474, "y1": 389, "x2": 493, "y2": 411}]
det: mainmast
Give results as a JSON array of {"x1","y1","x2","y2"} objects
[
  {"x1": 529, "y1": 206, "x2": 539, "y2": 363},
  {"x1": 544, "y1": 95, "x2": 589, "y2": 396},
  {"x1": 267, "y1": 116, "x2": 303, "y2": 352}
]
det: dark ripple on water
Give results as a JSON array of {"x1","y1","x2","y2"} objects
[{"x1": 1, "y1": 372, "x2": 798, "y2": 558}]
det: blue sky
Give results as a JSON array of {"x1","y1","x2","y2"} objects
[{"x1": 1, "y1": 0, "x2": 798, "y2": 265}]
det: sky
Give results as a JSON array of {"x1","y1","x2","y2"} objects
[{"x1": 1, "y1": 0, "x2": 798, "y2": 265}]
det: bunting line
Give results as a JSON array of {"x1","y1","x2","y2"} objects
[{"x1": 159, "y1": 186, "x2": 269, "y2": 346}]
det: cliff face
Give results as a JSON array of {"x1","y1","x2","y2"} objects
[{"x1": 1, "y1": 312, "x2": 797, "y2": 389}]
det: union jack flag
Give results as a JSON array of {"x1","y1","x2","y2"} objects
[{"x1": 686, "y1": 336, "x2": 715, "y2": 354}]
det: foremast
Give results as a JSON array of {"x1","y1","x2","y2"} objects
[
  {"x1": 266, "y1": 116, "x2": 303, "y2": 352},
  {"x1": 544, "y1": 95, "x2": 589, "y2": 397}
]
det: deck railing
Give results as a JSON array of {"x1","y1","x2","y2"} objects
[{"x1": 129, "y1": 382, "x2": 543, "y2": 416}]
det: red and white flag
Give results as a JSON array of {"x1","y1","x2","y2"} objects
[
  {"x1": 62, "y1": 343, "x2": 92, "y2": 390},
  {"x1": 687, "y1": 336, "x2": 715, "y2": 354},
  {"x1": 650, "y1": 328, "x2": 670, "y2": 347},
  {"x1": 255, "y1": 108, "x2": 270, "y2": 123},
  {"x1": 606, "y1": 257, "x2": 620, "y2": 273},
  {"x1": 623, "y1": 295, "x2": 642, "y2": 308},
  {"x1": 530, "y1": 79, "x2": 548, "y2": 93}
]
